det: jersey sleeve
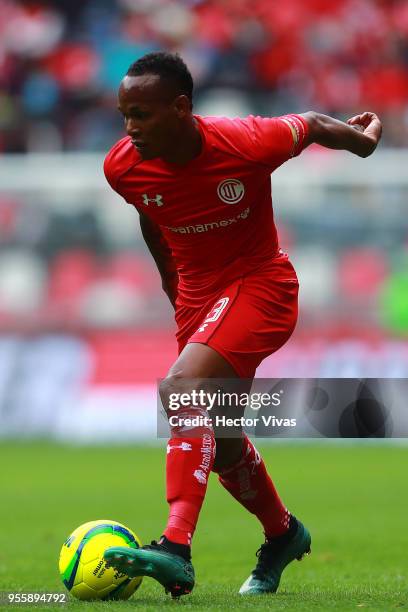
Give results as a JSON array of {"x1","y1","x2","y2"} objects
[
  {"x1": 103, "y1": 136, "x2": 136, "y2": 199},
  {"x1": 246, "y1": 114, "x2": 309, "y2": 169},
  {"x1": 103, "y1": 150, "x2": 117, "y2": 191}
]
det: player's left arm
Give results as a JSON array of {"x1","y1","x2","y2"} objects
[{"x1": 301, "y1": 111, "x2": 382, "y2": 158}]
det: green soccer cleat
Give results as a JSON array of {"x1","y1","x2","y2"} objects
[
  {"x1": 239, "y1": 517, "x2": 311, "y2": 595},
  {"x1": 104, "y1": 541, "x2": 195, "y2": 598}
]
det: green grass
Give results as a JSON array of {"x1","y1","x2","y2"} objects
[{"x1": 0, "y1": 442, "x2": 407, "y2": 611}]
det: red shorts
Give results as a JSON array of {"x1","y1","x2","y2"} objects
[{"x1": 175, "y1": 256, "x2": 299, "y2": 378}]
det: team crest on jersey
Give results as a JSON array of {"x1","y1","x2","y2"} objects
[{"x1": 217, "y1": 179, "x2": 245, "y2": 204}]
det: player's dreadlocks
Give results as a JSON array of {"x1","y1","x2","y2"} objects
[{"x1": 127, "y1": 52, "x2": 194, "y2": 108}]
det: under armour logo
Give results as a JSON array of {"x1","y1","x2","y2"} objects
[
  {"x1": 167, "y1": 442, "x2": 192, "y2": 453},
  {"x1": 142, "y1": 193, "x2": 164, "y2": 207}
]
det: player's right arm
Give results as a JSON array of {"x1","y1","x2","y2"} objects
[
  {"x1": 139, "y1": 212, "x2": 178, "y2": 309},
  {"x1": 301, "y1": 111, "x2": 382, "y2": 158},
  {"x1": 103, "y1": 139, "x2": 178, "y2": 308}
]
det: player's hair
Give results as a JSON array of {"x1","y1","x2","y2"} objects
[{"x1": 126, "y1": 52, "x2": 193, "y2": 108}]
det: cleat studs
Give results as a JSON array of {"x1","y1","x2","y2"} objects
[{"x1": 296, "y1": 547, "x2": 311, "y2": 561}]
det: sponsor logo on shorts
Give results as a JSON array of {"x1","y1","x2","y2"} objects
[
  {"x1": 197, "y1": 297, "x2": 229, "y2": 333},
  {"x1": 217, "y1": 179, "x2": 245, "y2": 204}
]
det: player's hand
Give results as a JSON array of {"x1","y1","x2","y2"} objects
[{"x1": 346, "y1": 112, "x2": 382, "y2": 145}]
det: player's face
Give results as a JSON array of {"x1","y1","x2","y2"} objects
[{"x1": 118, "y1": 74, "x2": 189, "y2": 160}]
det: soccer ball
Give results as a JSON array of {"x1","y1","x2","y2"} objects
[{"x1": 59, "y1": 519, "x2": 143, "y2": 600}]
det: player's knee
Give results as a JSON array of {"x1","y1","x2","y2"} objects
[
  {"x1": 160, "y1": 374, "x2": 216, "y2": 438},
  {"x1": 159, "y1": 374, "x2": 178, "y2": 410},
  {"x1": 159, "y1": 373, "x2": 208, "y2": 417}
]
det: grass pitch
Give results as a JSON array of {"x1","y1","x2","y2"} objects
[{"x1": 0, "y1": 442, "x2": 407, "y2": 611}]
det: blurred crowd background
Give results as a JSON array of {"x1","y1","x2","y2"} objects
[
  {"x1": 1, "y1": 0, "x2": 408, "y2": 152},
  {"x1": 0, "y1": 0, "x2": 407, "y2": 438}
]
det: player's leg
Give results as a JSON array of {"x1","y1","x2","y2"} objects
[
  {"x1": 214, "y1": 435, "x2": 311, "y2": 594},
  {"x1": 215, "y1": 428, "x2": 311, "y2": 595},
  {"x1": 105, "y1": 342, "x2": 242, "y2": 597},
  {"x1": 187, "y1": 277, "x2": 298, "y2": 538},
  {"x1": 214, "y1": 429, "x2": 312, "y2": 591},
  {"x1": 159, "y1": 342, "x2": 242, "y2": 549},
  {"x1": 211, "y1": 380, "x2": 294, "y2": 540},
  {"x1": 187, "y1": 268, "x2": 311, "y2": 593},
  {"x1": 214, "y1": 435, "x2": 291, "y2": 536}
]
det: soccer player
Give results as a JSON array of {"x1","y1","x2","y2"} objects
[{"x1": 103, "y1": 52, "x2": 382, "y2": 597}]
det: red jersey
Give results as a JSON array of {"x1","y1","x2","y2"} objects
[{"x1": 104, "y1": 114, "x2": 308, "y2": 307}]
